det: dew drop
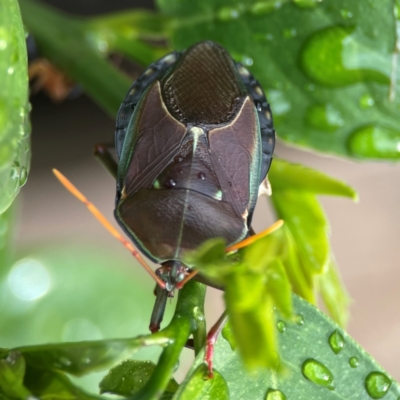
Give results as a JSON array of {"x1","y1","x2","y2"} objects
[
  {"x1": 241, "y1": 56, "x2": 253, "y2": 67},
  {"x1": 359, "y1": 93, "x2": 375, "y2": 108},
  {"x1": 265, "y1": 388, "x2": 287, "y2": 399},
  {"x1": 277, "y1": 321, "x2": 286, "y2": 333},
  {"x1": 218, "y1": 7, "x2": 240, "y2": 21},
  {"x1": 19, "y1": 167, "x2": 27, "y2": 186},
  {"x1": 60, "y1": 356, "x2": 72, "y2": 366},
  {"x1": 283, "y1": 28, "x2": 297, "y2": 39},
  {"x1": 7, "y1": 67, "x2": 14, "y2": 75},
  {"x1": 198, "y1": 172, "x2": 205, "y2": 180},
  {"x1": 340, "y1": 9, "x2": 353, "y2": 19},
  {"x1": 302, "y1": 359, "x2": 335, "y2": 390},
  {"x1": 300, "y1": 26, "x2": 390, "y2": 87},
  {"x1": 365, "y1": 372, "x2": 391, "y2": 399},
  {"x1": 251, "y1": 1, "x2": 281, "y2": 16},
  {"x1": 329, "y1": 330, "x2": 345, "y2": 354},
  {"x1": 306, "y1": 104, "x2": 344, "y2": 132},
  {"x1": 349, "y1": 357, "x2": 359, "y2": 368},
  {"x1": 348, "y1": 125, "x2": 400, "y2": 159},
  {"x1": 293, "y1": 0, "x2": 321, "y2": 9},
  {"x1": 295, "y1": 314, "x2": 304, "y2": 325},
  {"x1": 267, "y1": 90, "x2": 291, "y2": 116},
  {"x1": 164, "y1": 178, "x2": 176, "y2": 188}
]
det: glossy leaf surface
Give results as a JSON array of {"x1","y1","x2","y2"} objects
[
  {"x1": 180, "y1": 295, "x2": 400, "y2": 400},
  {"x1": 100, "y1": 360, "x2": 179, "y2": 397},
  {"x1": 174, "y1": 364, "x2": 229, "y2": 400},
  {"x1": 157, "y1": 0, "x2": 400, "y2": 159},
  {"x1": 0, "y1": 0, "x2": 30, "y2": 213}
]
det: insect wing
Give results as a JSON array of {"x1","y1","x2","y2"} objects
[{"x1": 117, "y1": 81, "x2": 186, "y2": 197}]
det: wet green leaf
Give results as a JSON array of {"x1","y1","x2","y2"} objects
[
  {"x1": 24, "y1": 367, "x2": 99, "y2": 400},
  {"x1": 100, "y1": 360, "x2": 178, "y2": 396},
  {"x1": 272, "y1": 191, "x2": 329, "y2": 274},
  {"x1": 316, "y1": 259, "x2": 350, "y2": 327},
  {"x1": 0, "y1": 0, "x2": 31, "y2": 213},
  {"x1": 209, "y1": 295, "x2": 400, "y2": 399},
  {"x1": 269, "y1": 159, "x2": 358, "y2": 200},
  {"x1": 174, "y1": 364, "x2": 229, "y2": 400},
  {"x1": 0, "y1": 351, "x2": 32, "y2": 399},
  {"x1": 265, "y1": 259, "x2": 292, "y2": 319},
  {"x1": 157, "y1": 0, "x2": 400, "y2": 160},
  {"x1": 18, "y1": 336, "x2": 167, "y2": 377}
]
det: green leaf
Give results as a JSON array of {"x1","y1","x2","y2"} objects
[
  {"x1": 269, "y1": 159, "x2": 358, "y2": 200},
  {"x1": 174, "y1": 364, "x2": 229, "y2": 400},
  {"x1": 210, "y1": 295, "x2": 400, "y2": 399},
  {"x1": 0, "y1": 205, "x2": 15, "y2": 278},
  {"x1": 100, "y1": 360, "x2": 179, "y2": 396},
  {"x1": 24, "y1": 367, "x2": 99, "y2": 400},
  {"x1": 0, "y1": 0, "x2": 31, "y2": 213},
  {"x1": 156, "y1": 0, "x2": 400, "y2": 160},
  {"x1": 0, "y1": 351, "x2": 32, "y2": 399},
  {"x1": 316, "y1": 259, "x2": 350, "y2": 327},
  {"x1": 271, "y1": 191, "x2": 329, "y2": 274},
  {"x1": 17, "y1": 336, "x2": 168, "y2": 377},
  {"x1": 19, "y1": 0, "x2": 131, "y2": 116},
  {"x1": 265, "y1": 259, "x2": 292, "y2": 319}
]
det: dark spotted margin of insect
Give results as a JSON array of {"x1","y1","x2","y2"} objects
[{"x1": 95, "y1": 41, "x2": 275, "y2": 332}]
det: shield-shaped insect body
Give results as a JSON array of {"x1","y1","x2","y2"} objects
[{"x1": 113, "y1": 41, "x2": 275, "y2": 328}]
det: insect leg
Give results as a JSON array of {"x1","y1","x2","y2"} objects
[
  {"x1": 205, "y1": 310, "x2": 228, "y2": 378},
  {"x1": 53, "y1": 169, "x2": 166, "y2": 289},
  {"x1": 94, "y1": 143, "x2": 118, "y2": 179},
  {"x1": 149, "y1": 286, "x2": 169, "y2": 333}
]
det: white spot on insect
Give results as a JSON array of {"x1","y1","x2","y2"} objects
[
  {"x1": 144, "y1": 68, "x2": 154, "y2": 76},
  {"x1": 237, "y1": 65, "x2": 250, "y2": 77},
  {"x1": 161, "y1": 53, "x2": 177, "y2": 65},
  {"x1": 189, "y1": 126, "x2": 205, "y2": 137},
  {"x1": 254, "y1": 86, "x2": 263, "y2": 96},
  {"x1": 214, "y1": 190, "x2": 223, "y2": 201},
  {"x1": 258, "y1": 176, "x2": 272, "y2": 197}
]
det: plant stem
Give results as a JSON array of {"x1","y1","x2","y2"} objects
[
  {"x1": 133, "y1": 280, "x2": 206, "y2": 400},
  {"x1": 19, "y1": 0, "x2": 131, "y2": 116}
]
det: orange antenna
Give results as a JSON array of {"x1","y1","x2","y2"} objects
[
  {"x1": 177, "y1": 220, "x2": 284, "y2": 289},
  {"x1": 52, "y1": 169, "x2": 166, "y2": 289}
]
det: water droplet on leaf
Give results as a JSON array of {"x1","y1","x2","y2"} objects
[
  {"x1": 283, "y1": 28, "x2": 297, "y2": 38},
  {"x1": 218, "y1": 7, "x2": 240, "y2": 21},
  {"x1": 329, "y1": 330, "x2": 345, "y2": 354},
  {"x1": 265, "y1": 388, "x2": 287, "y2": 399},
  {"x1": 348, "y1": 125, "x2": 400, "y2": 159},
  {"x1": 295, "y1": 314, "x2": 304, "y2": 325},
  {"x1": 365, "y1": 372, "x2": 391, "y2": 399},
  {"x1": 302, "y1": 359, "x2": 334, "y2": 390},
  {"x1": 340, "y1": 9, "x2": 353, "y2": 19},
  {"x1": 293, "y1": 0, "x2": 321, "y2": 9},
  {"x1": 301, "y1": 26, "x2": 390, "y2": 87},
  {"x1": 251, "y1": 1, "x2": 281, "y2": 15},
  {"x1": 277, "y1": 321, "x2": 286, "y2": 333},
  {"x1": 19, "y1": 167, "x2": 27, "y2": 186},
  {"x1": 349, "y1": 357, "x2": 359, "y2": 368},
  {"x1": 359, "y1": 94, "x2": 375, "y2": 108},
  {"x1": 306, "y1": 104, "x2": 344, "y2": 132}
]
